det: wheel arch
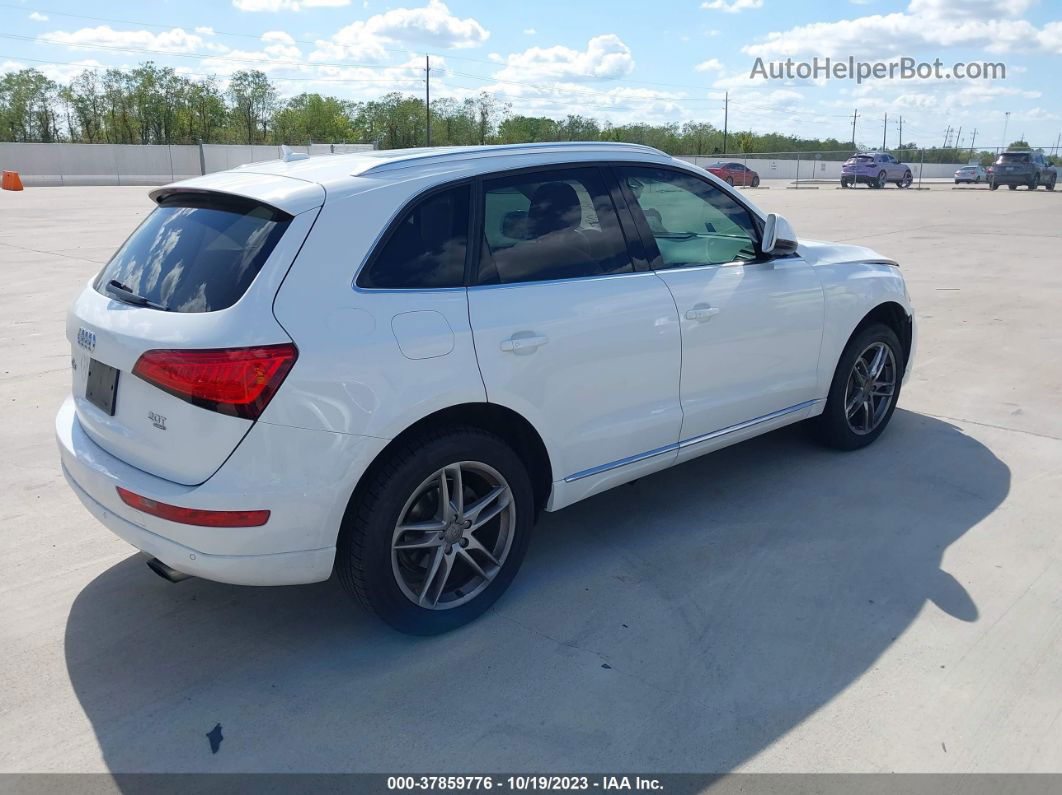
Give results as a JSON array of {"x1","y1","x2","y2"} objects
[
  {"x1": 342, "y1": 402, "x2": 554, "y2": 528},
  {"x1": 850, "y1": 301, "x2": 913, "y2": 368}
]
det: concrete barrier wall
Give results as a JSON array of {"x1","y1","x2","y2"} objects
[
  {"x1": 1, "y1": 143, "x2": 967, "y2": 186},
  {"x1": 0, "y1": 142, "x2": 375, "y2": 186},
  {"x1": 677, "y1": 155, "x2": 969, "y2": 181}
]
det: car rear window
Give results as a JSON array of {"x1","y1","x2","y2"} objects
[
  {"x1": 999, "y1": 153, "x2": 1031, "y2": 163},
  {"x1": 94, "y1": 193, "x2": 292, "y2": 313}
]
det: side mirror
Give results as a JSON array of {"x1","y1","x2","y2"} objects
[{"x1": 762, "y1": 213, "x2": 798, "y2": 255}]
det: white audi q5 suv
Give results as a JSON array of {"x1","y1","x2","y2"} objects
[{"x1": 57, "y1": 142, "x2": 916, "y2": 633}]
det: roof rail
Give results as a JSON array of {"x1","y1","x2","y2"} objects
[{"x1": 352, "y1": 141, "x2": 668, "y2": 176}]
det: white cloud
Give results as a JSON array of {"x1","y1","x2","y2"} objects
[
  {"x1": 233, "y1": 0, "x2": 350, "y2": 11},
  {"x1": 742, "y1": 0, "x2": 1061, "y2": 58},
  {"x1": 492, "y1": 34, "x2": 634, "y2": 83},
  {"x1": 195, "y1": 26, "x2": 216, "y2": 35},
  {"x1": 906, "y1": 0, "x2": 1036, "y2": 19},
  {"x1": 310, "y1": 1, "x2": 489, "y2": 61},
  {"x1": 262, "y1": 30, "x2": 297, "y2": 44},
  {"x1": 701, "y1": 0, "x2": 763, "y2": 12},
  {"x1": 1, "y1": 57, "x2": 111, "y2": 83},
  {"x1": 523, "y1": 28, "x2": 536, "y2": 35},
  {"x1": 199, "y1": 31, "x2": 305, "y2": 73},
  {"x1": 40, "y1": 25, "x2": 210, "y2": 54},
  {"x1": 695, "y1": 57, "x2": 725, "y2": 72},
  {"x1": 28, "y1": 11, "x2": 49, "y2": 22}
]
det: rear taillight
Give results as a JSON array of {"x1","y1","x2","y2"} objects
[
  {"x1": 117, "y1": 487, "x2": 269, "y2": 527},
  {"x1": 132, "y1": 343, "x2": 297, "y2": 419}
]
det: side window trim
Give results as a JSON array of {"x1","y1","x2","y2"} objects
[
  {"x1": 613, "y1": 161, "x2": 767, "y2": 271},
  {"x1": 353, "y1": 178, "x2": 474, "y2": 291},
  {"x1": 602, "y1": 165, "x2": 652, "y2": 272}
]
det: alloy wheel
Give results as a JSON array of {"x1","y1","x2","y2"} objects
[
  {"x1": 391, "y1": 461, "x2": 515, "y2": 610},
  {"x1": 843, "y1": 342, "x2": 897, "y2": 435}
]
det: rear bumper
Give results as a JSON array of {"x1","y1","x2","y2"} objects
[
  {"x1": 61, "y1": 464, "x2": 334, "y2": 585},
  {"x1": 989, "y1": 173, "x2": 1034, "y2": 185},
  {"x1": 56, "y1": 396, "x2": 388, "y2": 585}
]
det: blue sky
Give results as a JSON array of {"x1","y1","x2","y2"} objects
[{"x1": 2, "y1": 0, "x2": 1060, "y2": 148}]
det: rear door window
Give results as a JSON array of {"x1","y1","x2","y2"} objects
[
  {"x1": 358, "y1": 184, "x2": 470, "y2": 289},
  {"x1": 476, "y1": 167, "x2": 633, "y2": 285},
  {"x1": 95, "y1": 194, "x2": 291, "y2": 313}
]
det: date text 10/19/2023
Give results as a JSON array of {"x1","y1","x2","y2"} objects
[{"x1": 387, "y1": 776, "x2": 664, "y2": 791}]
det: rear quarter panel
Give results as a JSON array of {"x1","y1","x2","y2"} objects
[{"x1": 267, "y1": 175, "x2": 487, "y2": 440}]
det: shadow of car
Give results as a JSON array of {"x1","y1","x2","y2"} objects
[{"x1": 63, "y1": 410, "x2": 1008, "y2": 773}]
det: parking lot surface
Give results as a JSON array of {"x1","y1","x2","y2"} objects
[{"x1": 1, "y1": 181, "x2": 1060, "y2": 773}]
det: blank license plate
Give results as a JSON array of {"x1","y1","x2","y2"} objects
[{"x1": 86, "y1": 359, "x2": 120, "y2": 416}]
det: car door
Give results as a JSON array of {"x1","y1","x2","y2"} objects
[
  {"x1": 614, "y1": 164, "x2": 825, "y2": 461},
  {"x1": 467, "y1": 164, "x2": 683, "y2": 494}
]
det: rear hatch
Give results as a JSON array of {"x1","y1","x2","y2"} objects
[
  {"x1": 67, "y1": 181, "x2": 322, "y2": 485},
  {"x1": 995, "y1": 153, "x2": 1031, "y2": 175}
]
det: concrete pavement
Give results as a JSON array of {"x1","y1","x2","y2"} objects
[{"x1": 1, "y1": 182, "x2": 1060, "y2": 773}]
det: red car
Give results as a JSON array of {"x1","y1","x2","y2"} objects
[{"x1": 706, "y1": 161, "x2": 760, "y2": 187}]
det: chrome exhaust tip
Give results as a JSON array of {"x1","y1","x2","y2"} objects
[{"x1": 147, "y1": 557, "x2": 192, "y2": 583}]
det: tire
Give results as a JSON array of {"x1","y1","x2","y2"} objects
[
  {"x1": 812, "y1": 323, "x2": 904, "y2": 451},
  {"x1": 875, "y1": 170, "x2": 886, "y2": 189},
  {"x1": 726, "y1": 177, "x2": 735, "y2": 186},
  {"x1": 841, "y1": 177, "x2": 851, "y2": 188},
  {"x1": 897, "y1": 171, "x2": 912, "y2": 188},
  {"x1": 336, "y1": 426, "x2": 535, "y2": 635},
  {"x1": 990, "y1": 180, "x2": 999, "y2": 190},
  {"x1": 751, "y1": 175, "x2": 760, "y2": 188},
  {"x1": 1008, "y1": 184, "x2": 1018, "y2": 190},
  {"x1": 1048, "y1": 177, "x2": 1057, "y2": 191},
  {"x1": 1029, "y1": 174, "x2": 1039, "y2": 190}
]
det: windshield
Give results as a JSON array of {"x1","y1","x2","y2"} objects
[{"x1": 95, "y1": 195, "x2": 291, "y2": 313}]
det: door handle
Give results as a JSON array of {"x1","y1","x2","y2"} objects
[
  {"x1": 500, "y1": 334, "x2": 549, "y2": 353},
  {"x1": 685, "y1": 305, "x2": 720, "y2": 322}
]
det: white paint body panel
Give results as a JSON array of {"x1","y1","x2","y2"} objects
[
  {"x1": 654, "y1": 257, "x2": 825, "y2": 454},
  {"x1": 467, "y1": 272, "x2": 683, "y2": 487},
  {"x1": 57, "y1": 143, "x2": 915, "y2": 585}
]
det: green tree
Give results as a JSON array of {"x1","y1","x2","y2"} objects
[
  {"x1": 228, "y1": 70, "x2": 277, "y2": 145},
  {"x1": 0, "y1": 69, "x2": 60, "y2": 142},
  {"x1": 272, "y1": 93, "x2": 355, "y2": 144}
]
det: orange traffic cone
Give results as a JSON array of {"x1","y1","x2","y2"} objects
[{"x1": 2, "y1": 171, "x2": 24, "y2": 191}]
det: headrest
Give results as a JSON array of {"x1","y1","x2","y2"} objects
[{"x1": 528, "y1": 182, "x2": 582, "y2": 236}]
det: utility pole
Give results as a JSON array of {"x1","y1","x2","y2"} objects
[
  {"x1": 969, "y1": 128, "x2": 977, "y2": 155},
  {"x1": 1000, "y1": 111, "x2": 1010, "y2": 149},
  {"x1": 942, "y1": 125, "x2": 952, "y2": 148},
  {"x1": 425, "y1": 55, "x2": 432, "y2": 147},
  {"x1": 955, "y1": 126, "x2": 963, "y2": 150},
  {"x1": 850, "y1": 108, "x2": 859, "y2": 147},
  {"x1": 882, "y1": 112, "x2": 888, "y2": 150},
  {"x1": 1054, "y1": 131, "x2": 1061, "y2": 156},
  {"x1": 722, "y1": 91, "x2": 729, "y2": 154},
  {"x1": 896, "y1": 116, "x2": 902, "y2": 150}
]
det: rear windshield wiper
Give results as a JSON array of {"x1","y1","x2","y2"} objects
[{"x1": 105, "y1": 280, "x2": 169, "y2": 311}]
